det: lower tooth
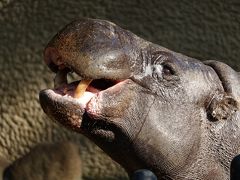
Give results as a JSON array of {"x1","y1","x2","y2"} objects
[{"x1": 74, "y1": 79, "x2": 93, "y2": 98}]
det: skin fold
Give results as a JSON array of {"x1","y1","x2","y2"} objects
[{"x1": 39, "y1": 18, "x2": 240, "y2": 179}]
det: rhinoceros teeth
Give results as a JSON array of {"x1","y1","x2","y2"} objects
[
  {"x1": 54, "y1": 70, "x2": 68, "y2": 88},
  {"x1": 74, "y1": 79, "x2": 93, "y2": 98}
]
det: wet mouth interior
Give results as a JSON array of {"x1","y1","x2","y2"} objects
[{"x1": 54, "y1": 68, "x2": 120, "y2": 98}]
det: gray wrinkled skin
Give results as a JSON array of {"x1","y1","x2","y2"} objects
[{"x1": 39, "y1": 18, "x2": 240, "y2": 180}]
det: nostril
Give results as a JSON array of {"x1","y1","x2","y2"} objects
[
  {"x1": 44, "y1": 47, "x2": 60, "y2": 65},
  {"x1": 44, "y1": 47, "x2": 65, "y2": 73}
]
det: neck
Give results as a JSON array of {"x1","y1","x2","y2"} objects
[
  {"x1": 171, "y1": 135, "x2": 229, "y2": 180},
  {"x1": 176, "y1": 158, "x2": 227, "y2": 180}
]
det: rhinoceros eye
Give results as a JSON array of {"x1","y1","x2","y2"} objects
[
  {"x1": 162, "y1": 64, "x2": 175, "y2": 76},
  {"x1": 152, "y1": 63, "x2": 175, "y2": 81}
]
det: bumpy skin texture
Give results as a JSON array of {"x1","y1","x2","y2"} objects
[
  {"x1": 40, "y1": 18, "x2": 240, "y2": 179},
  {"x1": 1, "y1": 1, "x2": 240, "y2": 179}
]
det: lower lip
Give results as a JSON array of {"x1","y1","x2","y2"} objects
[{"x1": 52, "y1": 79, "x2": 130, "y2": 114}]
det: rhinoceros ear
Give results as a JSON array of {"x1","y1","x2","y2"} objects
[
  {"x1": 204, "y1": 60, "x2": 240, "y2": 121},
  {"x1": 207, "y1": 94, "x2": 238, "y2": 121}
]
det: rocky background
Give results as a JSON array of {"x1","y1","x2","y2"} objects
[{"x1": 0, "y1": 0, "x2": 239, "y2": 179}]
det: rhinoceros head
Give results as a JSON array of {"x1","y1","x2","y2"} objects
[{"x1": 39, "y1": 18, "x2": 240, "y2": 179}]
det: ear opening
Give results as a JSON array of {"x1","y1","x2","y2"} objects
[
  {"x1": 204, "y1": 60, "x2": 240, "y2": 121},
  {"x1": 207, "y1": 94, "x2": 238, "y2": 121}
]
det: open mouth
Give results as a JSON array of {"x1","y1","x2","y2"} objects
[
  {"x1": 39, "y1": 63, "x2": 132, "y2": 135},
  {"x1": 51, "y1": 68, "x2": 124, "y2": 110}
]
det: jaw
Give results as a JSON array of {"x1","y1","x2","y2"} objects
[
  {"x1": 39, "y1": 79, "x2": 135, "y2": 139},
  {"x1": 39, "y1": 75, "x2": 156, "y2": 174}
]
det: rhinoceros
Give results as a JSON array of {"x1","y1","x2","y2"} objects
[{"x1": 39, "y1": 18, "x2": 240, "y2": 180}]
